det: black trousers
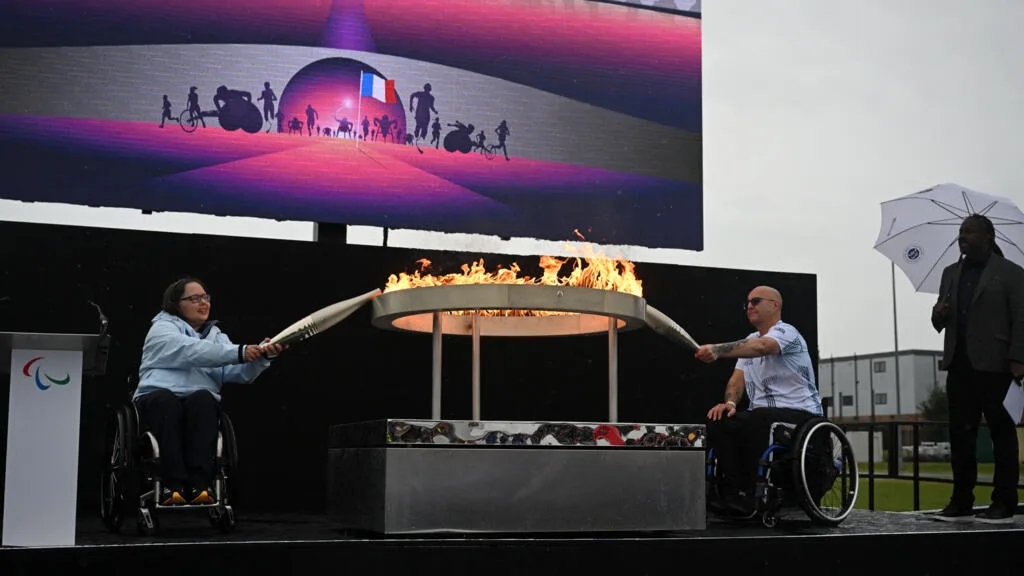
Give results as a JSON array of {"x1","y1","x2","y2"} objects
[
  {"x1": 946, "y1": 368, "x2": 1019, "y2": 508},
  {"x1": 135, "y1": 388, "x2": 220, "y2": 492},
  {"x1": 707, "y1": 407, "x2": 818, "y2": 496}
]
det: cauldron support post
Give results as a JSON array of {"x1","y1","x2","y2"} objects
[
  {"x1": 472, "y1": 311, "x2": 481, "y2": 421},
  {"x1": 608, "y1": 316, "x2": 618, "y2": 423},
  {"x1": 432, "y1": 311, "x2": 442, "y2": 420}
]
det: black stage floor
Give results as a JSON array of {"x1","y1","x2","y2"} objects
[{"x1": 3, "y1": 509, "x2": 1023, "y2": 574}]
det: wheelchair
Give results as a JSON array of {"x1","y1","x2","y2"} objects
[
  {"x1": 706, "y1": 416, "x2": 859, "y2": 528},
  {"x1": 99, "y1": 379, "x2": 239, "y2": 536}
]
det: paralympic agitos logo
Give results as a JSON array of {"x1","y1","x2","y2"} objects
[{"x1": 23, "y1": 357, "x2": 71, "y2": 391}]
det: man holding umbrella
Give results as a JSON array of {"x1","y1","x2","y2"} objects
[{"x1": 931, "y1": 213, "x2": 1024, "y2": 524}]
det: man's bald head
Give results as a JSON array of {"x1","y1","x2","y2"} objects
[
  {"x1": 746, "y1": 285, "x2": 783, "y2": 331},
  {"x1": 751, "y1": 286, "x2": 782, "y2": 307}
]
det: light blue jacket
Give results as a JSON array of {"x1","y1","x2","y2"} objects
[{"x1": 134, "y1": 311, "x2": 271, "y2": 402}]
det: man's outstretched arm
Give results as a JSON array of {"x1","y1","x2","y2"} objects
[{"x1": 696, "y1": 337, "x2": 780, "y2": 363}]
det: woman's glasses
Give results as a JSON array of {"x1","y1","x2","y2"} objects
[{"x1": 180, "y1": 293, "x2": 211, "y2": 304}]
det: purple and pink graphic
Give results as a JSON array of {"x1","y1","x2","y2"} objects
[
  {"x1": 0, "y1": 0, "x2": 703, "y2": 250},
  {"x1": 276, "y1": 60, "x2": 407, "y2": 142}
]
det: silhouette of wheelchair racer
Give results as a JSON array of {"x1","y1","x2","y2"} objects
[
  {"x1": 179, "y1": 85, "x2": 264, "y2": 134},
  {"x1": 443, "y1": 121, "x2": 496, "y2": 159}
]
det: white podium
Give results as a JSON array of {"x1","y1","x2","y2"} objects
[{"x1": 1, "y1": 332, "x2": 109, "y2": 547}]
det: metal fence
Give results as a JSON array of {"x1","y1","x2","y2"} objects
[{"x1": 841, "y1": 419, "x2": 1024, "y2": 511}]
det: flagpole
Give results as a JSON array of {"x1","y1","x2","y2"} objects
[
  {"x1": 891, "y1": 261, "x2": 902, "y2": 418},
  {"x1": 356, "y1": 71, "x2": 363, "y2": 150}
]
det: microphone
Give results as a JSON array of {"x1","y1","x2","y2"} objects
[
  {"x1": 942, "y1": 254, "x2": 964, "y2": 303},
  {"x1": 88, "y1": 300, "x2": 109, "y2": 336}
]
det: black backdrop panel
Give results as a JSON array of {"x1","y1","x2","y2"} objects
[{"x1": 0, "y1": 221, "x2": 817, "y2": 516}]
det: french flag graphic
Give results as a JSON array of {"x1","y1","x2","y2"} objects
[{"x1": 361, "y1": 71, "x2": 397, "y2": 104}]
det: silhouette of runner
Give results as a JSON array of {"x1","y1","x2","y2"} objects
[
  {"x1": 159, "y1": 95, "x2": 175, "y2": 128},
  {"x1": 430, "y1": 117, "x2": 441, "y2": 149},
  {"x1": 257, "y1": 82, "x2": 277, "y2": 121},
  {"x1": 305, "y1": 104, "x2": 319, "y2": 136},
  {"x1": 495, "y1": 120, "x2": 511, "y2": 161},
  {"x1": 408, "y1": 83, "x2": 438, "y2": 141},
  {"x1": 361, "y1": 115, "x2": 370, "y2": 140}
]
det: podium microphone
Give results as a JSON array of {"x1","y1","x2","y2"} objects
[{"x1": 88, "y1": 300, "x2": 109, "y2": 336}]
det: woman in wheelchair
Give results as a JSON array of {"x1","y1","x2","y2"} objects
[{"x1": 134, "y1": 277, "x2": 284, "y2": 506}]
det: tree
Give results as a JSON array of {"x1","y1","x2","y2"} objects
[{"x1": 918, "y1": 385, "x2": 948, "y2": 442}]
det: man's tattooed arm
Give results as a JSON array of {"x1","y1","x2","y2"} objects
[{"x1": 710, "y1": 337, "x2": 781, "y2": 359}]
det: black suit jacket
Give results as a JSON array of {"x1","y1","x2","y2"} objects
[{"x1": 933, "y1": 253, "x2": 1024, "y2": 373}]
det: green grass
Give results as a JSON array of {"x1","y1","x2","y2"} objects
[
  {"x1": 854, "y1": 462, "x2": 1022, "y2": 511},
  {"x1": 859, "y1": 461, "x2": 994, "y2": 480}
]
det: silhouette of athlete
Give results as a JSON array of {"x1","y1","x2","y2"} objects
[
  {"x1": 305, "y1": 104, "x2": 319, "y2": 136},
  {"x1": 187, "y1": 87, "x2": 206, "y2": 128},
  {"x1": 159, "y1": 95, "x2": 175, "y2": 128},
  {"x1": 213, "y1": 85, "x2": 252, "y2": 112},
  {"x1": 430, "y1": 117, "x2": 441, "y2": 149},
  {"x1": 374, "y1": 114, "x2": 399, "y2": 144},
  {"x1": 257, "y1": 82, "x2": 277, "y2": 121},
  {"x1": 495, "y1": 120, "x2": 511, "y2": 161},
  {"x1": 408, "y1": 83, "x2": 438, "y2": 141}
]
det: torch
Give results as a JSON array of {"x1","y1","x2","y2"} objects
[
  {"x1": 267, "y1": 288, "x2": 382, "y2": 347},
  {"x1": 643, "y1": 304, "x2": 700, "y2": 351}
]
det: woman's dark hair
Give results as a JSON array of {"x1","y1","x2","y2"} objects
[
  {"x1": 964, "y1": 213, "x2": 1003, "y2": 257},
  {"x1": 161, "y1": 277, "x2": 209, "y2": 318}
]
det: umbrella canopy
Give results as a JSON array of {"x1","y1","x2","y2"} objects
[{"x1": 874, "y1": 183, "x2": 1024, "y2": 294}]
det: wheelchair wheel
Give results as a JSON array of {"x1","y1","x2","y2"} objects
[
  {"x1": 792, "y1": 419, "x2": 858, "y2": 525},
  {"x1": 179, "y1": 110, "x2": 199, "y2": 133},
  {"x1": 221, "y1": 412, "x2": 238, "y2": 471},
  {"x1": 100, "y1": 405, "x2": 137, "y2": 533}
]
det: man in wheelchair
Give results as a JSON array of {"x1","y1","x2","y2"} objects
[{"x1": 695, "y1": 286, "x2": 824, "y2": 517}]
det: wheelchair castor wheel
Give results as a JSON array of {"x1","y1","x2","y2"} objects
[
  {"x1": 209, "y1": 505, "x2": 236, "y2": 533},
  {"x1": 137, "y1": 507, "x2": 157, "y2": 536},
  {"x1": 761, "y1": 511, "x2": 778, "y2": 529}
]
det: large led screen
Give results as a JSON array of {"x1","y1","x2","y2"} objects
[{"x1": 0, "y1": 0, "x2": 702, "y2": 249}]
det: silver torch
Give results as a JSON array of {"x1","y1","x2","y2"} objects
[
  {"x1": 643, "y1": 303, "x2": 700, "y2": 351},
  {"x1": 267, "y1": 288, "x2": 382, "y2": 347}
]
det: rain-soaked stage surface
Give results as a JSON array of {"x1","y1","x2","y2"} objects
[{"x1": 2, "y1": 509, "x2": 1021, "y2": 574}]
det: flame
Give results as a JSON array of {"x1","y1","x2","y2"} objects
[{"x1": 382, "y1": 231, "x2": 642, "y2": 317}]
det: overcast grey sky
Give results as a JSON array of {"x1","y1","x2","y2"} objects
[{"x1": 3, "y1": 0, "x2": 1022, "y2": 361}]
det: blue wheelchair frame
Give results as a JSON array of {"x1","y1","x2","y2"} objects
[{"x1": 706, "y1": 417, "x2": 858, "y2": 528}]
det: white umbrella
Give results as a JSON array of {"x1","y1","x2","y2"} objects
[{"x1": 874, "y1": 183, "x2": 1024, "y2": 294}]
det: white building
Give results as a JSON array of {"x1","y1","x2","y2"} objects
[{"x1": 818, "y1": 350, "x2": 945, "y2": 420}]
